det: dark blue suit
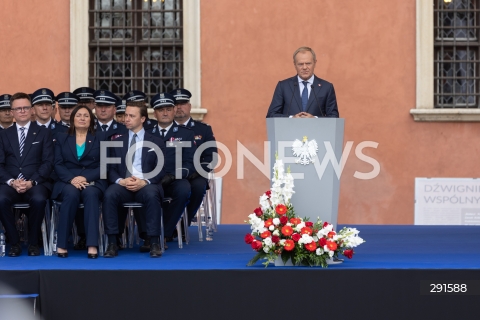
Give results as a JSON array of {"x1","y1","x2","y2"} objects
[
  {"x1": 52, "y1": 132, "x2": 107, "y2": 249},
  {"x1": 0, "y1": 122, "x2": 54, "y2": 246},
  {"x1": 146, "y1": 123, "x2": 196, "y2": 237},
  {"x1": 266, "y1": 75, "x2": 339, "y2": 118},
  {"x1": 181, "y1": 118, "x2": 217, "y2": 224},
  {"x1": 95, "y1": 119, "x2": 128, "y2": 141},
  {"x1": 102, "y1": 131, "x2": 166, "y2": 237}
]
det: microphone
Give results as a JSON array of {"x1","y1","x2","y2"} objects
[
  {"x1": 287, "y1": 83, "x2": 299, "y2": 116},
  {"x1": 311, "y1": 84, "x2": 325, "y2": 117}
]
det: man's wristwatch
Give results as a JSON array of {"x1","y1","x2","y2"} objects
[{"x1": 29, "y1": 180, "x2": 38, "y2": 186}]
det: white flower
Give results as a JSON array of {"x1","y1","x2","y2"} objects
[
  {"x1": 279, "y1": 239, "x2": 286, "y2": 245},
  {"x1": 269, "y1": 225, "x2": 274, "y2": 231},
  {"x1": 272, "y1": 230, "x2": 280, "y2": 236},
  {"x1": 295, "y1": 222, "x2": 305, "y2": 232},
  {"x1": 298, "y1": 234, "x2": 313, "y2": 244},
  {"x1": 286, "y1": 223, "x2": 292, "y2": 226},
  {"x1": 323, "y1": 245, "x2": 329, "y2": 252},
  {"x1": 273, "y1": 218, "x2": 280, "y2": 226},
  {"x1": 328, "y1": 251, "x2": 334, "y2": 257},
  {"x1": 263, "y1": 247, "x2": 270, "y2": 253},
  {"x1": 264, "y1": 237, "x2": 273, "y2": 247},
  {"x1": 316, "y1": 248, "x2": 324, "y2": 256}
]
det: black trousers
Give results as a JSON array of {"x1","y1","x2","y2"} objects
[
  {"x1": 55, "y1": 184, "x2": 103, "y2": 249},
  {"x1": 102, "y1": 184, "x2": 162, "y2": 237},
  {"x1": 186, "y1": 176, "x2": 208, "y2": 225},
  {"x1": 0, "y1": 184, "x2": 49, "y2": 246}
]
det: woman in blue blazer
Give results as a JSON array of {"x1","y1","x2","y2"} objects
[{"x1": 52, "y1": 105, "x2": 107, "y2": 258}]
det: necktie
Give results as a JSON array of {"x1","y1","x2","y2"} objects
[
  {"x1": 302, "y1": 81, "x2": 309, "y2": 111},
  {"x1": 18, "y1": 127, "x2": 26, "y2": 180},
  {"x1": 126, "y1": 133, "x2": 137, "y2": 178},
  {"x1": 102, "y1": 124, "x2": 108, "y2": 132},
  {"x1": 41, "y1": 125, "x2": 46, "y2": 128},
  {"x1": 161, "y1": 129, "x2": 166, "y2": 138}
]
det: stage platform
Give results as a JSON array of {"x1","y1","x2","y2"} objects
[{"x1": 1, "y1": 225, "x2": 480, "y2": 320}]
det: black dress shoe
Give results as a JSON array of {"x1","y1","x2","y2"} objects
[
  {"x1": 73, "y1": 236, "x2": 87, "y2": 250},
  {"x1": 57, "y1": 251, "x2": 68, "y2": 258},
  {"x1": 28, "y1": 245, "x2": 40, "y2": 256},
  {"x1": 116, "y1": 236, "x2": 125, "y2": 251},
  {"x1": 104, "y1": 243, "x2": 118, "y2": 258},
  {"x1": 139, "y1": 238, "x2": 151, "y2": 253},
  {"x1": 150, "y1": 243, "x2": 162, "y2": 258},
  {"x1": 88, "y1": 253, "x2": 98, "y2": 259},
  {"x1": 8, "y1": 243, "x2": 22, "y2": 257}
]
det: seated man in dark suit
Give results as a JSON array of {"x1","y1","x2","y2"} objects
[
  {"x1": 146, "y1": 93, "x2": 195, "y2": 243},
  {"x1": 172, "y1": 88, "x2": 217, "y2": 226},
  {"x1": 266, "y1": 46, "x2": 339, "y2": 118},
  {"x1": 102, "y1": 103, "x2": 166, "y2": 258},
  {"x1": 0, "y1": 92, "x2": 54, "y2": 257}
]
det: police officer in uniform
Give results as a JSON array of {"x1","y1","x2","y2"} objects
[
  {"x1": 31, "y1": 88, "x2": 58, "y2": 130},
  {"x1": 115, "y1": 98, "x2": 126, "y2": 125},
  {"x1": 172, "y1": 89, "x2": 217, "y2": 226},
  {"x1": 73, "y1": 87, "x2": 96, "y2": 111},
  {"x1": 51, "y1": 92, "x2": 79, "y2": 136},
  {"x1": 145, "y1": 93, "x2": 196, "y2": 243},
  {"x1": 0, "y1": 94, "x2": 13, "y2": 130},
  {"x1": 93, "y1": 90, "x2": 127, "y2": 141}
]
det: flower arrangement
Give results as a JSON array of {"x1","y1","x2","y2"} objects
[{"x1": 245, "y1": 157, "x2": 365, "y2": 267}]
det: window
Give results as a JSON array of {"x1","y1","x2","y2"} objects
[
  {"x1": 434, "y1": 0, "x2": 479, "y2": 108},
  {"x1": 88, "y1": 0, "x2": 183, "y2": 97}
]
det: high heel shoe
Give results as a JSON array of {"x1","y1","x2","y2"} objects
[
  {"x1": 57, "y1": 251, "x2": 68, "y2": 258},
  {"x1": 88, "y1": 253, "x2": 98, "y2": 259}
]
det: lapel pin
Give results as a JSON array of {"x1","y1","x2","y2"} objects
[
  {"x1": 88, "y1": 140, "x2": 91, "y2": 143},
  {"x1": 318, "y1": 84, "x2": 321, "y2": 86},
  {"x1": 33, "y1": 132, "x2": 36, "y2": 135}
]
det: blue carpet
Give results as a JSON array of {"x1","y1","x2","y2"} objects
[{"x1": 0, "y1": 225, "x2": 480, "y2": 270}]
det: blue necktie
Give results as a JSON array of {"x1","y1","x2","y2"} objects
[{"x1": 301, "y1": 81, "x2": 309, "y2": 111}]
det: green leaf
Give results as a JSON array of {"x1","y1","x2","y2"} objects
[{"x1": 247, "y1": 252, "x2": 267, "y2": 266}]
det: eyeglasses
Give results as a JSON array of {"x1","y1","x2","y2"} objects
[
  {"x1": 11, "y1": 107, "x2": 32, "y2": 113},
  {"x1": 0, "y1": 109, "x2": 12, "y2": 113}
]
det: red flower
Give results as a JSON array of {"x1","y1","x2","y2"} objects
[
  {"x1": 304, "y1": 241, "x2": 317, "y2": 252},
  {"x1": 300, "y1": 227, "x2": 313, "y2": 236},
  {"x1": 281, "y1": 225, "x2": 293, "y2": 236},
  {"x1": 319, "y1": 238, "x2": 327, "y2": 247},
  {"x1": 264, "y1": 219, "x2": 273, "y2": 228},
  {"x1": 272, "y1": 236, "x2": 280, "y2": 243},
  {"x1": 291, "y1": 233, "x2": 301, "y2": 242},
  {"x1": 323, "y1": 222, "x2": 330, "y2": 228},
  {"x1": 275, "y1": 204, "x2": 287, "y2": 215},
  {"x1": 284, "y1": 239, "x2": 295, "y2": 251},
  {"x1": 251, "y1": 240, "x2": 262, "y2": 251},
  {"x1": 290, "y1": 217, "x2": 301, "y2": 225},
  {"x1": 253, "y1": 207, "x2": 263, "y2": 217},
  {"x1": 265, "y1": 190, "x2": 271, "y2": 198},
  {"x1": 280, "y1": 216, "x2": 288, "y2": 225},
  {"x1": 343, "y1": 249, "x2": 354, "y2": 259},
  {"x1": 244, "y1": 234, "x2": 254, "y2": 244},
  {"x1": 327, "y1": 231, "x2": 336, "y2": 239},
  {"x1": 260, "y1": 230, "x2": 271, "y2": 239},
  {"x1": 326, "y1": 240, "x2": 337, "y2": 251},
  {"x1": 305, "y1": 221, "x2": 313, "y2": 227}
]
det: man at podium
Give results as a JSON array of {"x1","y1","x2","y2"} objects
[{"x1": 266, "y1": 47, "x2": 339, "y2": 118}]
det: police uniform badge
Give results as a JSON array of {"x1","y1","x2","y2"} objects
[
  {"x1": 113, "y1": 124, "x2": 117, "y2": 130},
  {"x1": 152, "y1": 126, "x2": 156, "y2": 133},
  {"x1": 51, "y1": 123, "x2": 55, "y2": 129},
  {"x1": 160, "y1": 94, "x2": 165, "y2": 98},
  {"x1": 65, "y1": 93, "x2": 69, "y2": 98},
  {"x1": 190, "y1": 121, "x2": 195, "y2": 127},
  {"x1": 82, "y1": 88, "x2": 86, "y2": 93},
  {"x1": 177, "y1": 90, "x2": 181, "y2": 95},
  {"x1": 42, "y1": 89, "x2": 46, "y2": 94},
  {"x1": 101, "y1": 91, "x2": 105, "y2": 95},
  {"x1": 173, "y1": 127, "x2": 178, "y2": 133},
  {"x1": 147, "y1": 120, "x2": 151, "y2": 125},
  {"x1": 4, "y1": 95, "x2": 7, "y2": 100}
]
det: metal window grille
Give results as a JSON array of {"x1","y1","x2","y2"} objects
[
  {"x1": 89, "y1": 0, "x2": 183, "y2": 98},
  {"x1": 434, "y1": 0, "x2": 480, "y2": 108}
]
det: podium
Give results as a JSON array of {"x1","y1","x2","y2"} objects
[{"x1": 266, "y1": 118, "x2": 344, "y2": 228}]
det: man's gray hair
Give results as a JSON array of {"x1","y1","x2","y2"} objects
[{"x1": 293, "y1": 47, "x2": 316, "y2": 62}]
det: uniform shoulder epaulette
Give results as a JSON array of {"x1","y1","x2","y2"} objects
[{"x1": 197, "y1": 120, "x2": 210, "y2": 127}]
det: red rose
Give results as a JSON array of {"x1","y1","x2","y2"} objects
[
  {"x1": 305, "y1": 221, "x2": 313, "y2": 227},
  {"x1": 290, "y1": 217, "x2": 301, "y2": 225},
  {"x1": 281, "y1": 225, "x2": 294, "y2": 236},
  {"x1": 323, "y1": 222, "x2": 330, "y2": 228},
  {"x1": 265, "y1": 190, "x2": 271, "y2": 198},
  {"x1": 275, "y1": 204, "x2": 287, "y2": 215},
  {"x1": 244, "y1": 234, "x2": 254, "y2": 244},
  {"x1": 251, "y1": 240, "x2": 262, "y2": 251},
  {"x1": 291, "y1": 233, "x2": 301, "y2": 242},
  {"x1": 260, "y1": 230, "x2": 271, "y2": 239},
  {"x1": 272, "y1": 236, "x2": 280, "y2": 243},
  {"x1": 264, "y1": 218, "x2": 273, "y2": 228},
  {"x1": 253, "y1": 207, "x2": 263, "y2": 217},
  {"x1": 343, "y1": 249, "x2": 354, "y2": 259},
  {"x1": 284, "y1": 239, "x2": 295, "y2": 251},
  {"x1": 300, "y1": 227, "x2": 313, "y2": 236},
  {"x1": 326, "y1": 240, "x2": 337, "y2": 251},
  {"x1": 304, "y1": 241, "x2": 317, "y2": 252},
  {"x1": 327, "y1": 231, "x2": 336, "y2": 238},
  {"x1": 319, "y1": 237, "x2": 327, "y2": 247},
  {"x1": 280, "y1": 216, "x2": 288, "y2": 225}
]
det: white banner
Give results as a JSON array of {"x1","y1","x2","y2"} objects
[{"x1": 414, "y1": 178, "x2": 480, "y2": 225}]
